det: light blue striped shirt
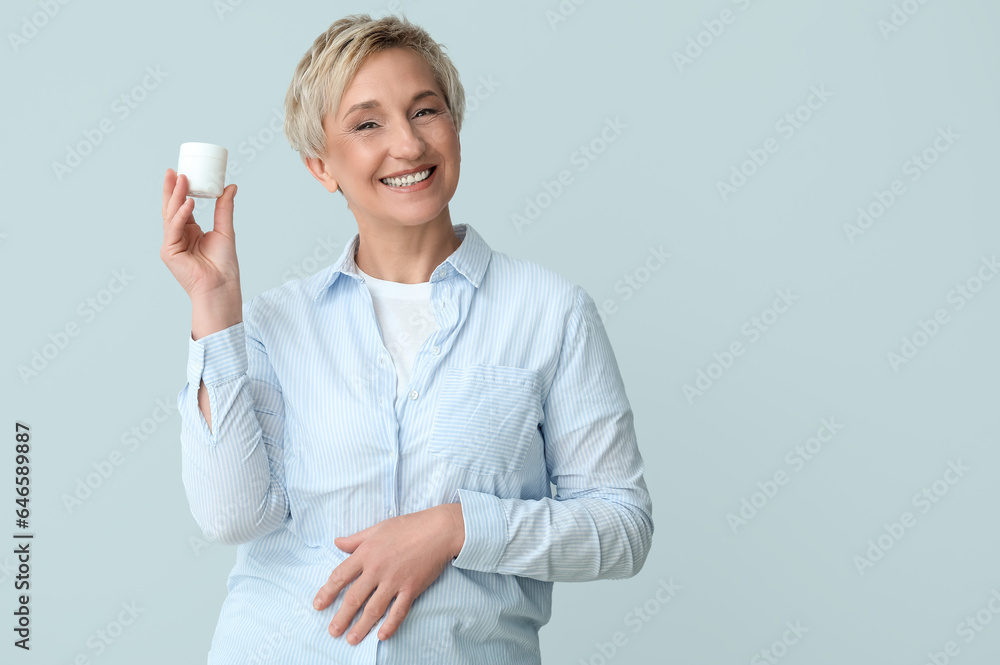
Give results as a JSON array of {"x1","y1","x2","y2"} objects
[{"x1": 177, "y1": 222, "x2": 654, "y2": 664}]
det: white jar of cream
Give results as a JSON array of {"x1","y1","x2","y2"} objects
[{"x1": 177, "y1": 142, "x2": 228, "y2": 198}]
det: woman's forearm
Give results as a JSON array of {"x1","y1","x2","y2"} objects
[{"x1": 179, "y1": 299, "x2": 289, "y2": 545}]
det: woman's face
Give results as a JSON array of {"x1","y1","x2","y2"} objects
[{"x1": 308, "y1": 47, "x2": 461, "y2": 230}]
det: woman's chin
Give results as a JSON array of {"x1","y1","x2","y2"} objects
[{"x1": 381, "y1": 205, "x2": 451, "y2": 228}]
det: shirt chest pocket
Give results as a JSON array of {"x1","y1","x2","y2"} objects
[{"x1": 427, "y1": 364, "x2": 543, "y2": 476}]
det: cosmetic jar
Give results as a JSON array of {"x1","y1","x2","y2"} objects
[{"x1": 177, "y1": 142, "x2": 228, "y2": 198}]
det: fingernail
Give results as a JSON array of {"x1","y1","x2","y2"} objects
[
  {"x1": 313, "y1": 598, "x2": 321, "y2": 609},
  {"x1": 347, "y1": 632, "x2": 358, "y2": 644},
  {"x1": 378, "y1": 631, "x2": 386, "y2": 640}
]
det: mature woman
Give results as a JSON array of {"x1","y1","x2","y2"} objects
[{"x1": 160, "y1": 13, "x2": 652, "y2": 664}]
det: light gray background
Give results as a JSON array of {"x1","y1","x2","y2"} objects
[{"x1": 3, "y1": 0, "x2": 1000, "y2": 662}]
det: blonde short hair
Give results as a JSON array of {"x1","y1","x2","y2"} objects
[{"x1": 283, "y1": 13, "x2": 466, "y2": 164}]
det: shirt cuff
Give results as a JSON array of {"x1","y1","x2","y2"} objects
[
  {"x1": 186, "y1": 321, "x2": 248, "y2": 387},
  {"x1": 450, "y1": 488, "x2": 508, "y2": 572}
]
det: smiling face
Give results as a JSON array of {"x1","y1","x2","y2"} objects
[{"x1": 305, "y1": 47, "x2": 461, "y2": 231}]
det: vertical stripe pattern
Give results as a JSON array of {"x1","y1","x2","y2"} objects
[{"x1": 177, "y1": 223, "x2": 654, "y2": 664}]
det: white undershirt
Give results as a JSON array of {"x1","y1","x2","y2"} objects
[{"x1": 356, "y1": 265, "x2": 439, "y2": 406}]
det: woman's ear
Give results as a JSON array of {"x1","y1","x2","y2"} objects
[{"x1": 304, "y1": 154, "x2": 340, "y2": 194}]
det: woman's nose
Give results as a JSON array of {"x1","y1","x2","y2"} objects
[{"x1": 388, "y1": 121, "x2": 425, "y2": 159}]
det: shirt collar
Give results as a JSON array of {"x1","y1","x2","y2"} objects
[{"x1": 312, "y1": 223, "x2": 491, "y2": 301}]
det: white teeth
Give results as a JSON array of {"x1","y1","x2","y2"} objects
[{"x1": 380, "y1": 168, "x2": 432, "y2": 187}]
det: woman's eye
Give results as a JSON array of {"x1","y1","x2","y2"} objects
[{"x1": 355, "y1": 109, "x2": 438, "y2": 131}]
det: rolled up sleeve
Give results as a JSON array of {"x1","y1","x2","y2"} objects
[
  {"x1": 450, "y1": 285, "x2": 654, "y2": 581},
  {"x1": 176, "y1": 298, "x2": 290, "y2": 545}
]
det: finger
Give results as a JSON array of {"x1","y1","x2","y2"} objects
[
  {"x1": 334, "y1": 534, "x2": 363, "y2": 553},
  {"x1": 314, "y1": 557, "x2": 362, "y2": 611},
  {"x1": 346, "y1": 588, "x2": 395, "y2": 645},
  {"x1": 163, "y1": 198, "x2": 195, "y2": 248},
  {"x1": 330, "y1": 576, "x2": 376, "y2": 638},
  {"x1": 164, "y1": 172, "x2": 190, "y2": 226},
  {"x1": 335, "y1": 522, "x2": 378, "y2": 551},
  {"x1": 162, "y1": 168, "x2": 176, "y2": 220},
  {"x1": 376, "y1": 591, "x2": 413, "y2": 641},
  {"x1": 212, "y1": 184, "x2": 237, "y2": 240}
]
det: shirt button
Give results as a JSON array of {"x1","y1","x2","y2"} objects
[
  {"x1": 409, "y1": 389, "x2": 418, "y2": 400},
  {"x1": 378, "y1": 397, "x2": 384, "y2": 406},
  {"x1": 379, "y1": 356, "x2": 384, "y2": 366},
  {"x1": 431, "y1": 346, "x2": 440, "y2": 355},
  {"x1": 388, "y1": 509, "x2": 395, "y2": 517}
]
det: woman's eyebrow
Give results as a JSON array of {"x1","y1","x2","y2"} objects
[{"x1": 342, "y1": 90, "x2": 440, "y2": 120}]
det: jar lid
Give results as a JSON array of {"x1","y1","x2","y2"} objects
[{"x1": 179, "y1": 142, "x2": 228, "y2": 160}]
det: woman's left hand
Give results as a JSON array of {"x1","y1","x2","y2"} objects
[{"x1": 314, "y1": 503, "x2": 465, "y2": 644}]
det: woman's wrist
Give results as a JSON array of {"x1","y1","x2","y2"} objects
[{"x1": 191, "y1": 286, "x2": 243, "y2": 340}]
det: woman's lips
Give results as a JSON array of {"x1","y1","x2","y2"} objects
[{"x1": 380, "y1": 165, "x2": 437, "y2": 192}]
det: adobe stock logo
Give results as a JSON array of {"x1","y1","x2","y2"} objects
[
  {"x1": 877, "y1": 0, "x2": 933, "y2": 41},
  {"x1": 511, "y1": 117, "x2": 627, "y2": 234},
  {"x1": 923, "y1": 586, "x2": 1000, "y2": 665},
  {"x1": 886, "y1": 255, "x2": 997, "y2": 372},
  {"x1": 596, "y1": 245, "x2": 671, "y2": 325},
  {"x1": 716, "y1": 85, "x2": 834, "y2": 202},
  {"x1": 843, "y1": 126, "x2": 959, "y2": 244},
  {"x1": 18, "y1": 269, "x2": 135, "y2": 385},
  {"x1": 463, "y1": 75, "x2": 501, "y2": 116},
  {"x1": 8, "y1": 0, "x2": 74, "y2": 53},
  {"x1": 51, "y1": 66, "x2": 168, "y2": 182},
  {"x1": 61, "y1": 600, "x2": 145, "y2": 660},
  {"x1": 280, "y1": 235, "x2": 343, "y2": 283},
  {"x1": 683, "y1": 289, "x2": 799, "y2": 404},
  {"x1": 61, "y1": 397, "x2": 178, "y2": 514},
  {"x1": 749, "y1": 620, "x2": 808, "y2": 665},
  {"x1": 672, "y1": 0, "x2": 756, "y2": 73},
  {"x1": 576, "y1": 577, "x2": 682, "y2": 665},
  {"x1": 545, "y1": 0, "x2": 590, "y2": 31},
  {"x1": 213, "y1": 0, "x2": 251, "y2": 20},
  {"x1": 726, "y1": 417, "x2": 844, "y2": 534},
  {"x1": 852, "y1": 459, "x2": 970, "y2": 576}
]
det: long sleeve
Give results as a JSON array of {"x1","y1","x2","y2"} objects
[
  {"x1": 177, "y1": 297, "x2": 289, "y2": 545},
  {"x1": 449, "y1": 286, "x2": 654, "y2": 582}
]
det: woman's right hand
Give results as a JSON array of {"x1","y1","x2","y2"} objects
[{"x1": 160, "y1": 168, "x2": 241, "y2": 299}]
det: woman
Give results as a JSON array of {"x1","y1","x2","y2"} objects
[{"x1": 160, "y1": 13, "x2": 653, "y2": 664}]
